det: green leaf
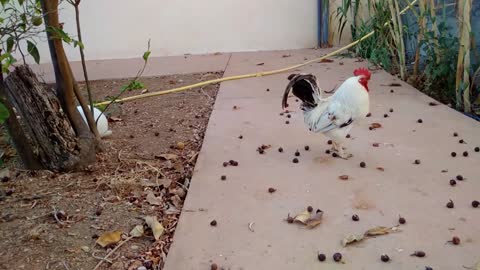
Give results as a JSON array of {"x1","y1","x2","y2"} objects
[
  {"x1": 0, "y1": 102, "x2": 10, "y2": 124},
  {"x1": 6, "y1": 36, "x2": 14, "y2": 52},
  {"x1": 18, "y1": 0, "x2": 25, "y2": 5},
  {"x1": 142, "y1": 51, "x2": 151, "y2": 62},
  {"x1": 27, "y1": 40, "x2": 40, "y2": 64},
  {"x1": 0, "y1": 0, "x2": 7, "y2": 7}
]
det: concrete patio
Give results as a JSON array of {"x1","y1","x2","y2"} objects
[
  {"x1": 152, "y1": 49, "x2": 480, "y2": 270},
  {"x1": 34, "y1": 48, "x2": 480, "y2": 269}
]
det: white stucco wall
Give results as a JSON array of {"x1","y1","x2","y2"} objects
[{"x1": 29, "y1": 0, "x2": 325, "y2": 63}]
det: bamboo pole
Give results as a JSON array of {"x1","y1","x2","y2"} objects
[{"x1": 455, "y1": 0, "x2": 472, "y2": 112}]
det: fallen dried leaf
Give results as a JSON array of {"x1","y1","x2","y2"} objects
[
  {"x1": 370, "y1": 123, "x2": 382, "y2": 129},
  {"x1": 140, "y1": 178, "x2": 171, "y2": 188},
  {"x1": 145, "y1": 216, "x2": 164, "y2": 241},
  {"x1": 109, "y1": 117, "x2": 122, "y2": 122},
  {"x1": 256, "y1": 62, "x2": 265, "y2": 66},
  {"x1": 376, "y1": 167, "x2": 385, "y2": 171},
  {"x1": 96, "y1": 231, "x2": 122, "y2": 247},
  {"x1": 342, "y1": 234, "x2": 365, "y2": 247},
  {"x1": 339, "y1": 175, "x2": 349, "y2": 180},
  {"x1": 213, "y1": 52, "x2": 222, "y2": 55},
  {"x1": 293, "y1": 210, "x2": 311, "y2": 224},
  {"x1": 130, "y1": 225, "x2": 144, "y2": 237},
  {"x1": 428, "y1": 101, "x2": 438, "y2": 106},
  {"x1": 170, "y1": 194, "x2": 183, "y2": 209},
  {"x1": 81, "y1": 246, "x2": 90, "y2": 252},
  {"x1": 319, "y1": 59, "x2": 334, "y2": 63},
  {"x1": 146, "y1": 191, "x2": 163, "y2": 206},
  {"x1": 372, "y1": 143, "x2": 380, "y2": 147},
  {"x1": 173, "y1": 161, "x2": 184, "y2": 173},
  {"x1": 364, "y1": 226, "x2": 399, "y2": 236},
  {"x1": 141, "y1": 89, "x2": 148, "y2": 94},
  {"x1": 155, "y1": 154, "x2": 179, "y2": 161},
  {"x1": 282, "y1": 54, "x2": 291, "y2": 58},
  {"x1": 248, "y1": 222, "x2": 255, "y2": 232},
  {"x1": 306, "y1": 210, "x2": 323, "y2": 228}
]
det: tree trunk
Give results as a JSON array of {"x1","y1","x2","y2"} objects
[{"x1": 3, "y1": 65, "x2": 92, "y2": 171}]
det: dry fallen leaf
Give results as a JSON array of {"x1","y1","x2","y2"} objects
[
  {"x1": 370, "y1": 123, "x2": 382, "y2": 129},
  {"x1": 319, "y1": 59, "x2": 334, "y2": 63},
  {"x1": 170, "y1": 194, "x2": 183, "y2": 209},
  {"x1": 342, "y1": 234, "x2": 365, "y2": 247},
  {"x1": 372, "y1": 143, "x2": 380, "y2": 147},
  {"x1": 306, "y1": 210, "x2": 323, "y2": 228},
  {"x1": 173, "y1": 161, "x2": 185, "y2": 173},
  {"x1": 145, "y1": 216, "x2": 164, "y2": 241},
  {"x1": 376, "y1": 167, "x2": 385, "y2": 171},
  {"x1": 293, "y1": 210, "x2": 323, "y2": 228},
  {"x1": 141, "y1": 89, "x2": 148, "y2": 94},
  {"x1": 146, "y1": 191, "x2": 163, "y2": 206},
  {"x1": 339, "y1": 175, "x2": 349, "y2": 180},
  {"x1": 96, "y1": 230, "x2": 122, "y2": 247},
  {"x1": 293, "y1": 210, "x2": 311, "y2": 224},
  {"x1": 256, "y1": 62, "x2": 265, "y2": 66},
  {"x1": 140, "y1": 178, "x2": 172, "y2": 188},
  {"x1": 109, "y1": 116, "x2": 122, "y2": 122},
  {"x1": 155, "y1": 153, "x2": 178, "y2": 161},
  {"x1": 130, "y1": 225, "x2": 144, "y2": 238},
  {"x1": 282, "y1": 54, "x2": 291, "y2": 58},
  {"x1": 213, "y1": 52, "x2": 222, "y2": 55},
  {"x1": 364, "y1": 226, "x2": 399, "y2": 236}
]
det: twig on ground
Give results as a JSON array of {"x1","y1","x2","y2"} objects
[{"x1": 93, "y1": 236, "x2": 134, "y2": 270}]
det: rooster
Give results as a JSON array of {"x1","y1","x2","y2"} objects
[{"x1": 282, "y1": 68, "x2": 371, "y2": 159}]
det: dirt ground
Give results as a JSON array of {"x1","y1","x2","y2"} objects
[{"x1": 0, "y1": 71, "x2": 223, "y2": 270}]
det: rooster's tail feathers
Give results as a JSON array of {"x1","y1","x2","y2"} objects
[{"x1": 282, "y1": 73, "x2": 321, "y2": 110}]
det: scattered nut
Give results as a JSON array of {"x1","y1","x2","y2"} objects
[
  {"x1": 211, "y1": 263, "x2": 218, "y2": 270},
  {"x1": 238, "y1": 135, "x2": 243, "y2": 139},
  {"x1": 449, "y1": 179, "x2": 456, "y2": 186},
  {"x1": 317, "y1": 253, "x2": 326, "y2": 262},
  {"x1": 449, "y1": 236, "x2": 460, "y2": 245},
  {"x1": 268, "y1": 187, "x2": 276, "y2": 193},
  {"x1": 360, "y1": 162, "x2": 366, "y2": 168},
  {"x1": 327, "y1": 140, "x2": 332, "y2": 145},
  {"x1": 304, "y1": 145, "x2": 310, "y2": 151},
  {"x1": 456, "y1": 175, "x2": 464, "y2": 181},
  {"x1": 221, "y1": 175, "x2": 227, "y2": 181},
  {"x1": 352, "y1": 214, "x2": 359, "y2": 221},
  {"x1": 381, "y1": 254, "x2": 390, "y2": 262},
  {"x1": 417, "y1": 119, "x2": 423, "y2": 123},
  {"x1": 384, "y1": 114, "x2": 389, "y2": 118},
  {"x1": 278, "y1": 147, "x2": 284, "y2": 153},
  {"x1": 463, "y1": 151, "x2": 468, "y2": 157},
  {"x1": 410, "y1": 251, "x2": 426, "y2": 257},
  {"x1": 366, "y1": 112, "x2": 372, "y2": 117},
  {"x1": 210, "y1": 220, "x2": 217, "y2": 226},
  {"x1": 307, "y1": 206, "x2": 313, "y2": 212},
  {"x1": 389, "y1": 108, "x2": 394, "y2": 113},
  {"x1": 333, "y1": 252, "x2": 342, "y2": 262},
  {"x1": 451, "y1": 152, "x2": 456, "y2": 157},
  {"x1": 295, "y1": 150, "x2": 300, "y2": 157},
  {"x1": 292, "y1": 158, "x2": 299, "y2": 163},
  {"x1": 399, "y1": 216, "x2": 406, "y2": 224},
  {"x1": 414, "y1": 159, "x2": 421, "y2": 165},
  {"x1": 472, "y1": 200, "x2": 479, "y2": 208},
  {"x1": 459, "y1": 139, "x2": 465, "y2": 144},
  {"x1": 453, "y1": 132, "x2": 458, "y2": 137},
  {"x1": 446, "y1": 199, "x2": 454, "y2": 209},
  {"x1": 475, "y1": 146, "x2": 479, "y2": 152}
]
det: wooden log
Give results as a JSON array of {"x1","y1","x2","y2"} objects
[{"x1": 3, "y1": 65, "x2": 94, "y2": 171}]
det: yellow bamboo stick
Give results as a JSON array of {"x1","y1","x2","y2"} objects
[{"x1": 95, "y1": 0, "x2": 418, "y2": 107}]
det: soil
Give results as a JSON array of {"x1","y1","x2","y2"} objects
[{"x1": 0, "y1": 71, "x2": 223, "y2": 270}]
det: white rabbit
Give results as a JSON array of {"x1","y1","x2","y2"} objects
[{"x1": 76, "y1": 105, "x2": 112, "y2": 138}]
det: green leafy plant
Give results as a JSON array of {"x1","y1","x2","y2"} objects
[{"x1": 95, "y1": 40, "x2": 151, "y2": 118}]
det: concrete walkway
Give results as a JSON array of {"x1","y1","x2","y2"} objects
[{"x1": 162, "y1": 49, "x2": 480, "y2": 270}]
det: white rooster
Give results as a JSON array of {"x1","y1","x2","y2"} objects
[{"x1": 282, "y1": 68, "x2": 371, "y2": 159}]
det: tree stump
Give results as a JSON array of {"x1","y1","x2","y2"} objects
[{"x1": 2, "y1": 65, "x2": 95, "y2": 171}]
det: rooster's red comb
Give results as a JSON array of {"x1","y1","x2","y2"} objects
[{"x1": 353, "y1": 68, "x2": 371, "y2": 80}]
